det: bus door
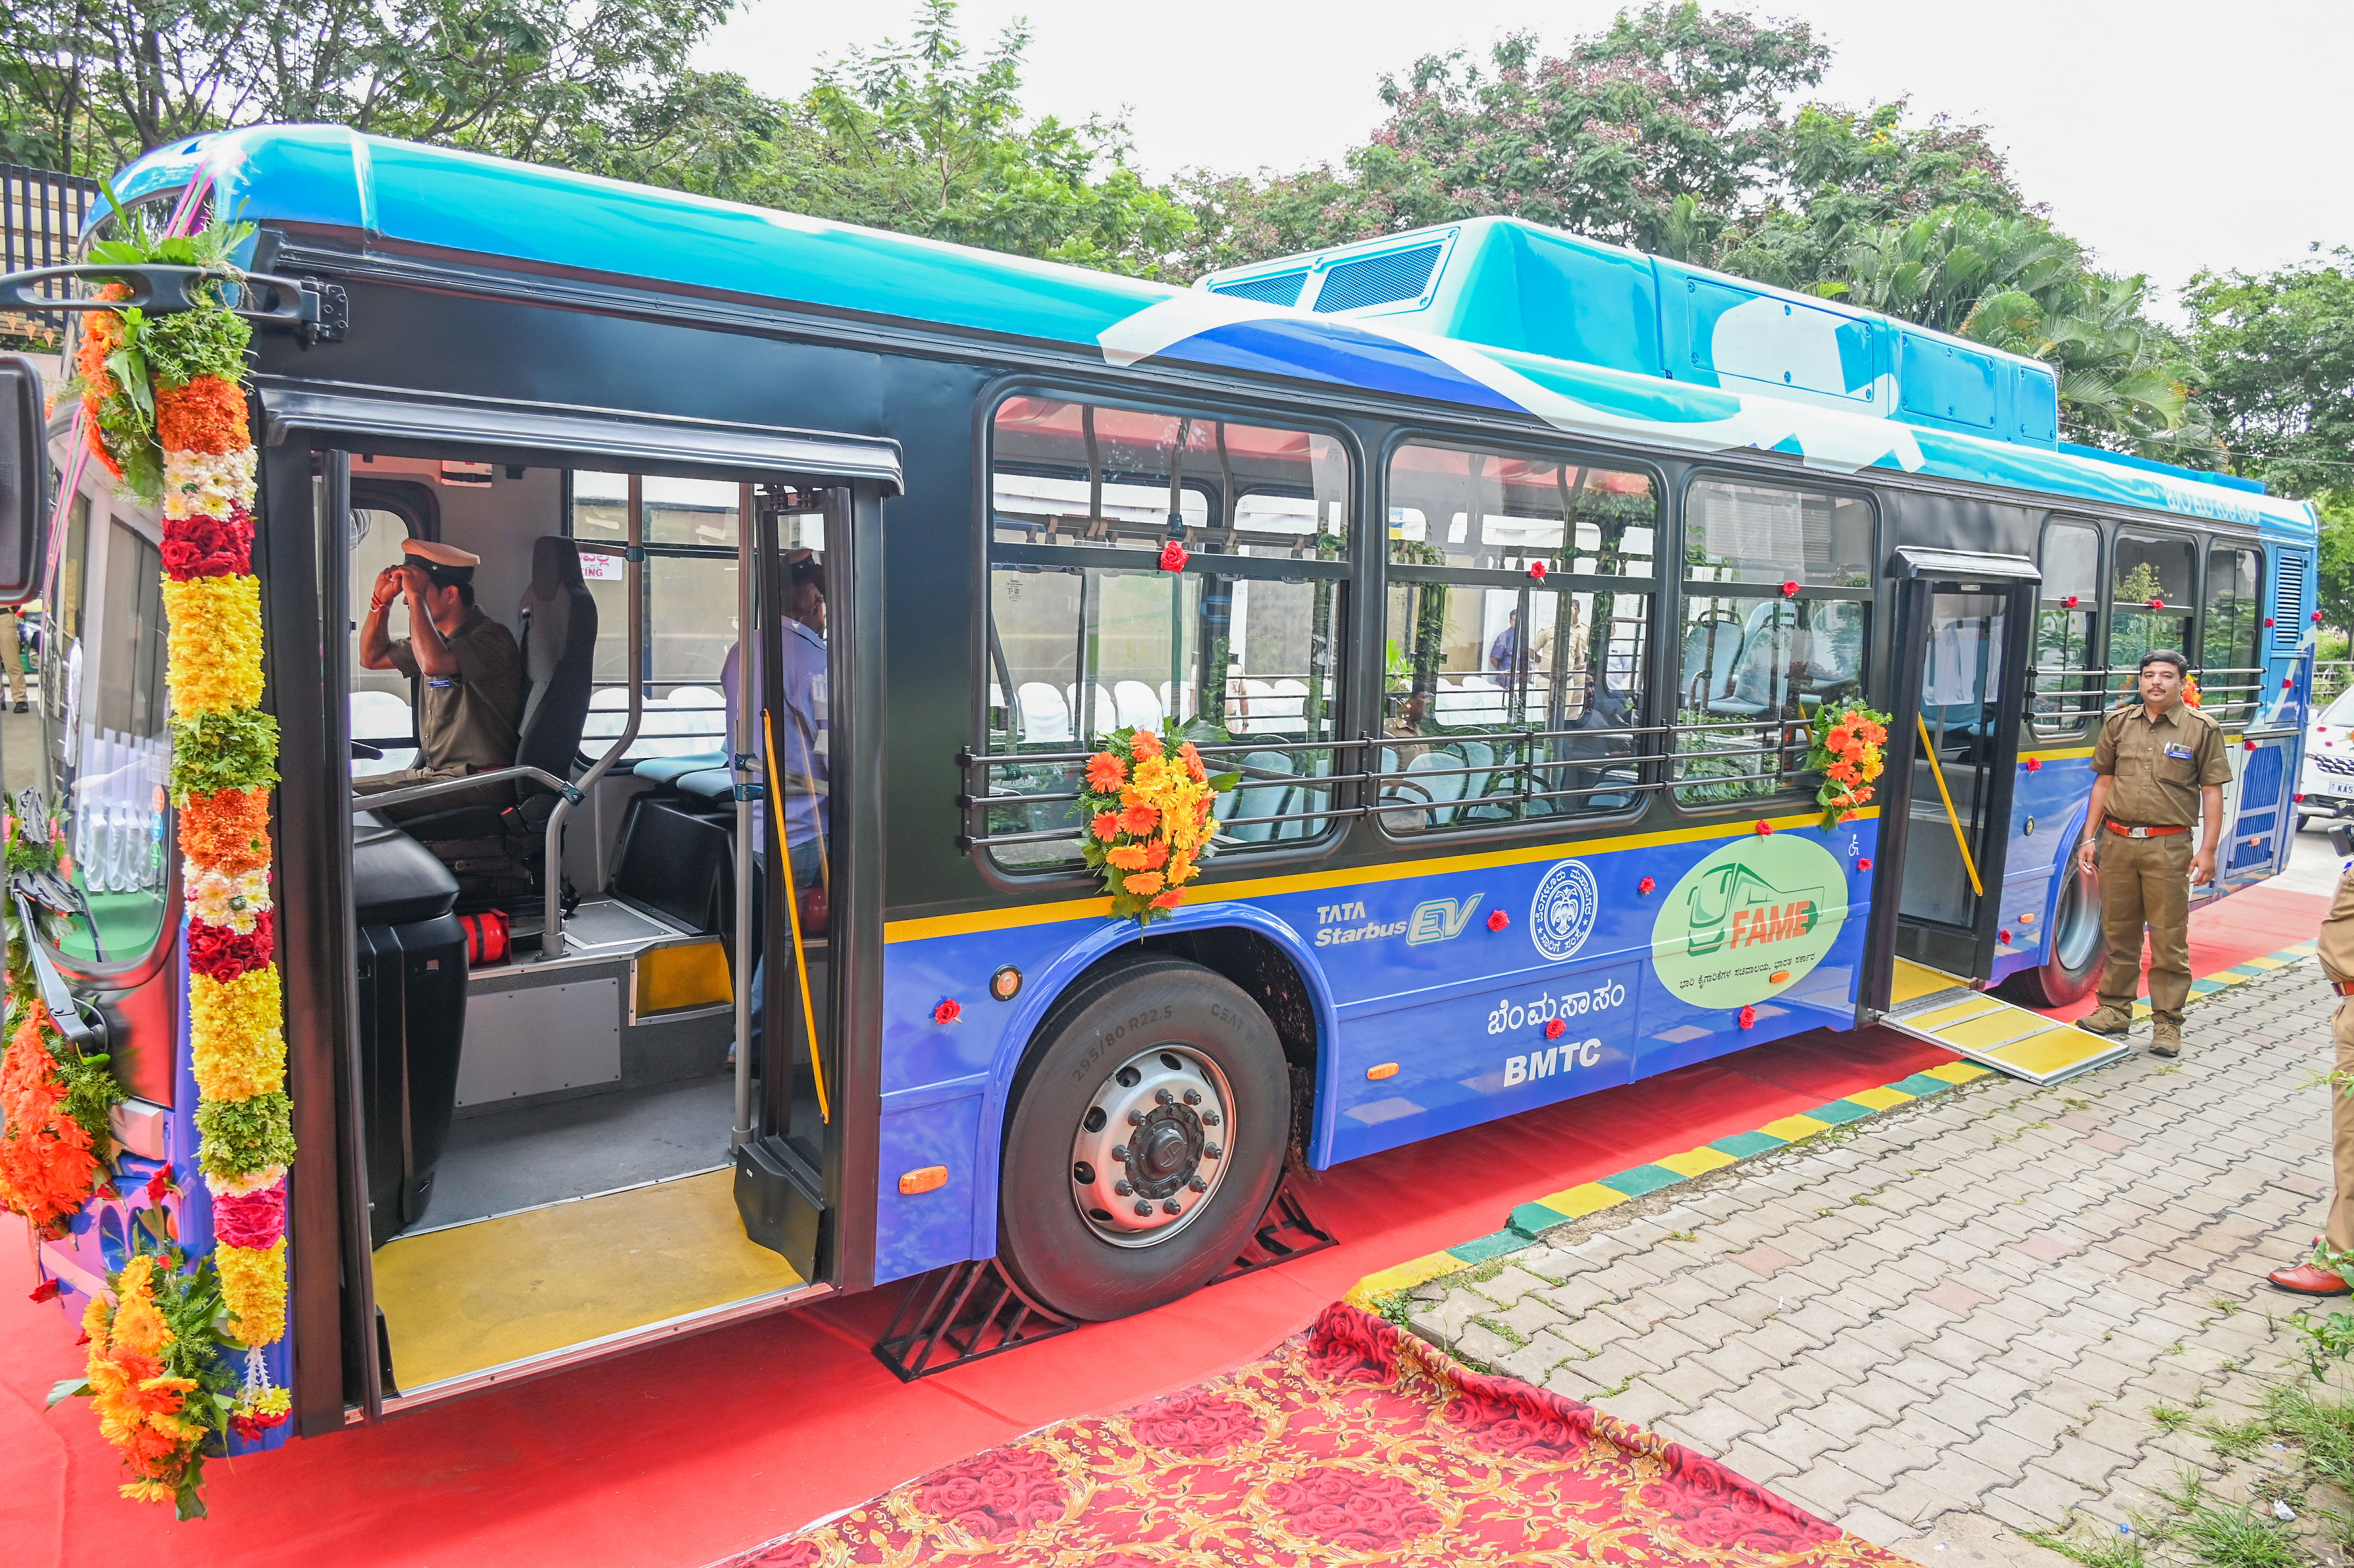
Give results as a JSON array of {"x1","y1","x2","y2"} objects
[{"x1": 1866, "y1": 550, "x2": 2040, "y2": 997}]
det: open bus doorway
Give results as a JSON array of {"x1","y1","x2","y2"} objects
[
  {"x1": 309, "y1": 450, "x2": 844, "y2": 1404},
  {"x1": 1872, "y1": 554, "x2": 2040, "y2": 996}
]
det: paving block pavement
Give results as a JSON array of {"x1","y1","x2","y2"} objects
[{"x1": 1396, "y1": 960, "x2": 2351, "y2": 1565}]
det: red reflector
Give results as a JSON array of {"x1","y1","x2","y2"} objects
[{"x1": 899, "y1": 1166, "x2": 949, "y2": 1196}]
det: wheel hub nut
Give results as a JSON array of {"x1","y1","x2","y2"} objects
[{"x1": 1068, "y1": 1044, "x2": 1235, "y2": 1248}]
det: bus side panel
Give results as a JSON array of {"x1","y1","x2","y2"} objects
[
  {"x1": 870, "y1": 818, "x2": 1876, "y2": 1282},
  {"x1": 1986, "y1": 755, "x2": 2096, "y2": 987}
]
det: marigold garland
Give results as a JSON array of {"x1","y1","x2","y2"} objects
[
  {"x1": 1805, "y1": 702, "x2": 1893, "y2": 830},
  {"x1": 51, "y1": 207, "x2": 290, "y2": 1515},
  {"x1": 1, "y1": 825, "x2": 123, "y2": 1235},
  {"x1": 75, "y1": 1244, "x2": 240, "y2": 1519},
  {"x1": 1073, "y1": 723, "x2": 1240, "y2": 925},
  {"x1": 189, "y1": 968, "x2": 287, "y2": 1101}
]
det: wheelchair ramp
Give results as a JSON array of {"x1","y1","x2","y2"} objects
[{"x1": 1882, "y1": 960, "x2": 2129, "y2": 1085}]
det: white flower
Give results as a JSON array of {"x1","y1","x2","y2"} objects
[
  {"x1": 186, "y1": 865, "x2": 272, "y2": 932},
  {"x1": 206, "y1": 1165, "x2": 286, "y2": 1199},
  {"x1": 162, "y1": 447, "x2": 258, "y2": 520}
]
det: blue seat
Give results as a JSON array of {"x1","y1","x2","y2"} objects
[
  {"x1": 635, "y1": 750, "x2": 729, "y2": 786},
  {"x1": 674, "y1": 768, "x2": 735, "y2": 804}
]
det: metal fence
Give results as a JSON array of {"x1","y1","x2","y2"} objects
[
  {"x1": 2318, "y1": 661, "x2": 2352, "y2": 708},
  {"x1": 2, "y1": 162, "x2": 99, "y2": 348}
]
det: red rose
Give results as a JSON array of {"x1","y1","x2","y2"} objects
[
  {"x1": 1754, "y1": 820, "x2": 1773, "y2": 835},
  {"x1": 1637, "y1": 876, "x2": 1656, "y2": 895},
  {"x1": 1856, "y1": 856, "x2": 1872, "y2": 870},
  {"x1": 28, "y1": 1278, "x2": 60, "y2": 1303},
  {"x1": 1486, "y1": 909, "x2": 1509, "y2": 931},
  {"x1": 1781, "y1": 580, "x2": 1799, "y2": 597},
  {"x1": 1527, "y1": 559, "x2": 1548, "y2": 581},
  {"x1": 188, "y1": 909, "x2": 275, "y2": 982},
  {"x1": 1158, "y1": 540, "x2": 1188, "y2": 572},
  {"x1": 1737, "y1": 1005, "x2": 1757, "y2": 1029},
  {"x1": 215, "y1": 1180, "x2": 289, "y2": 1250},
  {"x1": 932, "y1": 998, "x2": 962, "y2": 1026},
  {"x1": 1544, "y1": 1017, "x2": 1566, "y2": 1039},
  {"x1": 1303, "y1": 1300, "x2": 1402, "y2": 1385}
]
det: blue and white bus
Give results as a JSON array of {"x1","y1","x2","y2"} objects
[{"x1": 0, "y1": 128, "x2": 2315, "y2": 1438}]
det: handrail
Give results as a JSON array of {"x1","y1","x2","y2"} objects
[
  {"x1": 543, "y1": 476, "x2": 646, "y2": 958},
  {"x1": 348, "y1": 763, "x2": 577, "y2": 815}
]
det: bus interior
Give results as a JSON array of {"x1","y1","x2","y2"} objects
[{"x1": 337, "y1": 453, "x2": 834, "y2": 1395}]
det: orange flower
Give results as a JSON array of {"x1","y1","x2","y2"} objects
[
  {"x1": 1106, "y1": 844, "x2": 1152, "y2": 871},
  {"x1": 1122, "y1": 871, "x2": 1166, "y2": 896},
  {"x1": 1150, "y1": 889, "x2": 1184, "y2": 909},
  {"x1": 1142, "y1": 840, "x2": 1169, "y2": 869},
  {"x1": 1119, "y1": 803, "x2": 1159, "y2": 836},
  {"x1": 1826, "y1": 727, "x2": 1851, "y2": 751},
  {"x1": 1129, "y1": 729, "x2": 1162, "y2": 760},
  {"x1": 1085, "y1": 751, "x2": 1127, "y2": 791},
  {"x1": 177, "y1": 786, "x2": 273, "y2": 873},
  {"x1": 1177, "y1": 741, "x2": 1208, "y2": 783},
  {"x1": 154, "y1": 375, "x2": 249, "y2": 455},
  {"x1": 1827, "y1": 760, "x2": 1859, "y2": 784}
]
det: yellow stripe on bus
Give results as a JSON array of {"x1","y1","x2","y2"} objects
[{"x1": 884, "y1": 807, "x2": 1878, "y2": 944}]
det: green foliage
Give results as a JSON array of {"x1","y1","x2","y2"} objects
[
  {"x1": 2184, "y1": 248, "x2": 2354, "y2": 501},
  {"x1": 2290, "y1": 1308, "x2": 2354, "y2": 1379},
  {"x1": 2022, "y1": 1526, "x2": 2148, "y2": 1568},
  {"x1": 2, "y1": 814, "x2": 123, "y2": 1162},
  {"x1": 193, "y1": 1091, "x2": 296, "y2": 1180},
  {"x1": 140, "y1": 308, "x2": 254, "y2": 391},
  {"x1": 2170, "y1": 1496, "x2": 2304, "y2": 1568},
  {"x1": 167, "y1": 709, "x2": 281, "y2": 803}
]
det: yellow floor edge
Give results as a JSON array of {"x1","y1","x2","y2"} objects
[{"x1": 373, "y1": 1169, "x2": 804, "y2": 1389}]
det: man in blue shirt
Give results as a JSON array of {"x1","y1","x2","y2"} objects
[{"x1": 723, "y1": 552, "x2": 827, "y2": 1067}]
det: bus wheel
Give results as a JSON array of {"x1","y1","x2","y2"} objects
[
  {"x1": 998, "y1": 958, "x2": 1288, "y2": 1322},
  {"x1": 2007, "y1": 854, "x2": 2102, "y2": 1007}
]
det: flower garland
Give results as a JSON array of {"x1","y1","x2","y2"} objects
[
  {"x1": 1073, "y1": 724, "x2": 1239, "y2": 926},
  {"x1": 69, "y1": 1240, "x2": 241, "y2": 1519},
  {"x1": 0, "y1": 822, "x2": 123, "y2": 1234},
  {"x1": 1805, "y1": 702, "x2": 1892, "y2": 830},
  {"x1": 56, "y1": 206, "x2": 292, "y2": 1506}
]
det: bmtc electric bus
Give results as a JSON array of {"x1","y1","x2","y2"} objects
[{"x1": 0, "y1": 127, "x2": 2314, "y2": 1440}]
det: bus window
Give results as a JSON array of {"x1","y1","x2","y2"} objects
[
  {"x1": 2201, "y1": 544, "x2": 2263, "y2": 726},
  {"x1": 1381, "y1": 442, "x2": 1657, "y2": 830},
  {"x1": 2109, "y1": 532, "x2": 2195, "y2": 689},
  {"x1": 2033, "y1": 520, "x2": 2101, "y2": 736},
  {"x1": 573, "y1": 472, "x2": 744, "y2": 760},
  {"x1": 981, "y1": 397, "x2": 1349, "y2": 868},
  {"x1": 40, "y1": 500, "x2": 172, "y2": 962},
  {"x1": 1675, "y1": 479, "x2": 1871, "y2": 806}
]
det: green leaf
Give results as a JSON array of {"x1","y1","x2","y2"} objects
[
  {"x1": 47, "y1": 1377, "x2": 91, "y2": 1408},
  {"x1": 1205, "y1": 771, "x2": 1243, "y2": 792}
]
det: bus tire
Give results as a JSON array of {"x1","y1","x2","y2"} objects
[
  {"x1": 2007, "y1": 853, "x2": 2103, "y2": 1008},
  {"x1": 997, "y1": 957, "x2": 1288, "y2": 1323}
]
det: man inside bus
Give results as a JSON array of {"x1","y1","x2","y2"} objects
[
  {"x1": 352, "y1": 540, "x2": 528, "y2": 820},
  {"x1": 2074, "y1": 649, "x2": 2229, "y2": 1058},
  {"x1": 723, "y1": 551, "x2": 829, "y2": 1069}
]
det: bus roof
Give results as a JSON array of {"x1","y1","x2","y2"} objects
[{"x1": 109, "y1": 125, "x2": 2316, "y2": 539}]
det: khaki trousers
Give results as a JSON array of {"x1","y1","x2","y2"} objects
[
  {"x1": 0, "y1": 611, "x2": 23, "y2": 702},
  {"x1": 2094, "y1": 830, "x2": 2192, "y2": 1022},
  {"x1": 2332, "y1": 998, "x2": 2354, "y2": 1257}
]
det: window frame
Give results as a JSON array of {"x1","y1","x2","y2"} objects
[
  {"x1": 2029, "y1": 516, "x2": 2107, "y2": 740},
  {"x1": 2104, "y1": 525, "x2": 2202, "y2": 708},
  {"x1": 970, "y1": 383, "x2": 1364, "y2": 878},
  {"x1": 1669, "y1": 467, "x2": 1879, "y2": 817},
  {"x1": 1370, "y1": 427, "x2": 1668, "y2": 841},
  {"x1": 2197, "y1": 537, "x2": 2266, "y2": 731}
]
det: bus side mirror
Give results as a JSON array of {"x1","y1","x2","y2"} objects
[{"x1": 0, "y1": 356, "x2": 46, "y2": 606}]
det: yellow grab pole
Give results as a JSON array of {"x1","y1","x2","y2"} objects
[
  {"x1": 1915, "y1": 712, "x2": 1984, "y2": 898},
  {"x1": 765, "y1": 707, "x2": 830, "y2": 1122}
]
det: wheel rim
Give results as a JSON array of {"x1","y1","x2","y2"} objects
[
  {"x1": 1069, "y1": 1044, "x2": 1234, "y2": 1248},
  {"x1": 2052, "y1": 860, "x2": 2101, "y2": 972}
]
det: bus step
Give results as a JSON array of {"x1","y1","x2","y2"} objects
[
  {"x1": 1880, "y1": 959, "x2": 2130, "y2": 1086},
  {"x1": 1208, "y1": 1173, "x2": 1339, "y2": 1286},
  {"x1": 872, "y1": 1258, "x2": 1079, "y2": 1382}
]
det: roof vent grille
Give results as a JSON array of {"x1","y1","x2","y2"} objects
[
  {"x1": 1209, "y1": 270, "x2": 1308, "y2": 307},
  {"x1": 1312, "y1": 243, "x2": 1443, "y2": 314}
]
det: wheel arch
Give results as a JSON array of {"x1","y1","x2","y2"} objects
[{"x1": 968, "y1": 904, "x2": 1336, "y2": 1262}]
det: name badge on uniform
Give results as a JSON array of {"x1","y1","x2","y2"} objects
[
  {"x1": 2164, "y1": 742, "x2": 2194, "y2": 761},
  {"x1": 427, "y1": 677, "x2": 455, "y2": 689}
]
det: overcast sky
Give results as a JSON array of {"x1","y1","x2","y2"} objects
[{"x1": 696, "y1": 0, "x2": 2346, "y2": 308}]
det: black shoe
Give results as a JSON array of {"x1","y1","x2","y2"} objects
[{"x1": 10, "y1": 701, "x2": 23, "y2": 714}]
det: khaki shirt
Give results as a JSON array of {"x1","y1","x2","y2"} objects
[
  {"x1": 2322, "y1": 864, "x2": 2354, "y2": 985},
  {"x1": 2089, "y1": 696, "x2": 2229, "y2": 828},
  {"x1": 387, "y1": 608, "x2": 526, "y2": 777}
]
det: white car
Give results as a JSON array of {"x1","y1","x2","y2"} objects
[{"x1": 2299, "y1": 686, "x2": 2354, "y2": 830}]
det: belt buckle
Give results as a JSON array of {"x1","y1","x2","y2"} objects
[{"x1": 2127, "y1": 825, "x2": 2149, "y2": 838}]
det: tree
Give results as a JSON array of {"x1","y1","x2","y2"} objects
[
  {"x1": 2183, "y1": 249, "x2": 2354, "y2": 498},
  {"x1": 0, "y1": 0, "x2": 744, "y2": 183},
  {"x1": 759, "y1": 2, "x2": 1189, "y2": 274}
]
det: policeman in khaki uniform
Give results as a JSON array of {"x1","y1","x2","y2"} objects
[
  {"x1": 354, "y1": 539, "x2": 527, "y2": 820},
  {"x1": 2075, "y1": 650, "x2": 2229, "y2": 1059},
  {"x1": 2268, "y1": 858, "x2": 2354, "y2": 1296}
]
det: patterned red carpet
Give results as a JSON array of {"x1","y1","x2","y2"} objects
[{"x1": 712, "y1": 1302, "x2": 1902, "y2": 1567}]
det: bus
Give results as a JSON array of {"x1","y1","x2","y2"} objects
[{"x1": 0, "y1": 128, "x2": 2315, "y2": 1448}]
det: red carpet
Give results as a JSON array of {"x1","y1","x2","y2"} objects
[
  {"x1": 2036, "y1": 881, "x2": 2330, "y2": 1021},
  {"x1": 712, "y1": 1302, "x2": 1903, "y2": 1568}
]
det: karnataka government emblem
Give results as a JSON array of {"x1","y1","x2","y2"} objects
[{"x1": 1528, "y1": 859, "x2": 1599, "y2": 962}]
